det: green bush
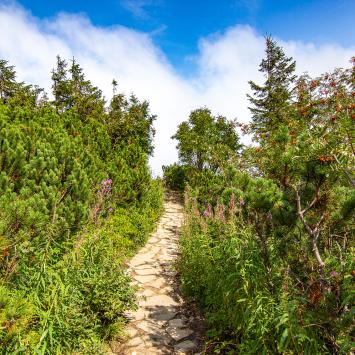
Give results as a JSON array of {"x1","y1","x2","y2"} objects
[
  {"x1": 0, "y1": 58, "x2": 163, "y2": 353},
  {"x1": 162, "y1": 163, "x2": 190, "y2": 191}
]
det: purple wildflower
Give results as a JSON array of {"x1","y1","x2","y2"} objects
[
  {"x1": 102, "y1": 179, "x2": 112, "y2": 187},
  {"x1": 216, "y1": 203, "x2": 225, "y2": 222},
  {"x1": 330, "y1": 271, "x2": 338, "y2": 278},
  {"x1": 99, "y1": 178, "x2": 113, "y2": 196},
  {"x1": 203, "y1": 204, "x2": 213, "y2": 218},
  {"x1": 229, "y1": 193, "x2": 236, "y2": 211},
  {"x1": 239, "y1": 197, "x2": 245, "y2": 207}
]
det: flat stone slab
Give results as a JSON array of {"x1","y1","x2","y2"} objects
[
  {"x1": 136, "y1": 320, "x2": 163, "y2": 335},
  {"x1": 137, "y1": 289, "x2": 156, "y2": 298},
  {"x1": 168, "y1": 318, "x2": 185, "y2": 328},
  {"x1": 148, "y1": 237, "x2": 159, "y2": 244},
  {"x1": 142, "y1": 333, "x2": 172, "y2": 347},
  {"x1": 140, "y1": 294, "x2": 179, "y2": 308},
  {"x1": 156, "y1": 252, "x2": 175, "y2": 262},
  {"x1": 135, "y1": 265, "x2": 154, "y2": 270},
  {"x1": 149, "y1": 309, "x2": 177, "y2": 321},
  {"x1": 128, "y1": 309, "x2": 148, "y2": 321},
  {"x1": 146, "y1": 277, "x2": 166, "y2": 289},
  {"x1": 159, "y1": 285, "x2": 174, "y2": 294},
  {"x1": 130, "y1": 254, "x2": 154, "y2": 266},
  {"x1": 148, "y1": 246, "x2": 161, "y2": 254},
  {"x1": 174, "y1": 340, "x2": 197, "y2": 352},
  {"x1": 126, "y1": 337, "x2": 144, "y2": 347},
  {"x1": 130, "y1": 258, "x2": 148, "y2": 267},
  {"x1": 126, "y1": 326, "x2": 139, "y2": 338},
  {"x1": 135, "y1": 267, "x2": 161, "y2": 276},
  {"x1": 133, "y1": 275, "x2": 157, "y2": 283},
  {"x1": 130, "y1": 251, "x2": 157, "y2": 265},
  {"x1": 129, "y1": 347, "x2": 166, "y2": 355},
  {"x1": 166, "y1": 327, "x2": 194, "y2": 342}
]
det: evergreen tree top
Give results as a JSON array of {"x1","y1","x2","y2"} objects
[{"x1": 248, "y1": 37, "x2": 297, "y2": 140}]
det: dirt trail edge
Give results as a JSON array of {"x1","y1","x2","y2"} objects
[{"x1": 111, "y1": 191, "x2": 202, "y2": 355}]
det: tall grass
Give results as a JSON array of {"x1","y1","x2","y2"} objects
[
  {"x1": 1, "y1": 181, "x2": 163, "y2": 353},
  {"x1": 179, "y1": 193, "x2": 354, "y2": 354}
]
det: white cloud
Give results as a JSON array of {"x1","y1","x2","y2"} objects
[
  {"x1": 0, "y1": 4, "x2": 354, "y2": 174},
  {"x1": 120, "y1": 0, "x2": 156, "y2": 19}
]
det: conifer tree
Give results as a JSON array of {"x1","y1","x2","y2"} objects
[
  {"x1": 0, "y1": 60, "x2": 17, "y2": 102},
  {"x1": 51, "y1": 56, "x2": 105, "y2": 119},
  {"x1": 0, "y1": 56, "x2": 160, "y2": 353},
  {"x1": 247, "y1": 37, "x2": 297, "y2": 184},
  {"x1": 68, "y1": 58, "x2": 105, "y2": 120},
  {"x1": 108, "y1": 92, "x2": 156, "y2": 156},
  {"x1": 51, "y1": 55, "x2": 71, "y2": 113},
  {"x1": 248, "y1": 36, "x2": 296, "y2": 144},
  {"x1": 0, "y1": 60, "x2": 44, "y2": 109}
]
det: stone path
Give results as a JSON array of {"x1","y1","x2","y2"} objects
[{"x1": 113, "y1": 192, "x2": 201, "y2": 355}]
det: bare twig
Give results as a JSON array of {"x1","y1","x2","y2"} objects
[
  {"x1": 52, "y1": 188, "x2": 69, "y2": 223},
  {"x1": 292, "y1": 185, "x2": 325, "y2": 268}
]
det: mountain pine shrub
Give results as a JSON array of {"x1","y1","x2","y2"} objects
[{"x1": 0, "y1": 58, "x2": 163, "y2": 353}]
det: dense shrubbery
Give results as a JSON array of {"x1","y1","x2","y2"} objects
[
  {"x1": 0, "y1": 57, "x2": 163, "y2": 353},
  {"x1": 162, "y1": 163, "x2": 191, "y2": 191},
  {"x1": 166, "y1": 39, "x2": 354, "y2": 353}
]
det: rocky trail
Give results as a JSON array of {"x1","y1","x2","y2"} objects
[{"x1": 111, "y1": 192, "x2": 204, "y2": 355}]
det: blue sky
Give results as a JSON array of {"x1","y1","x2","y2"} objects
[{"x1": 13, "y1": 0, "x2": 355, "y2": 73}]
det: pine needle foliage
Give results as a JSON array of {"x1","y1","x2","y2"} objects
[{"x1": 0, "y1": 57, "x2": 163, "y2": 353}]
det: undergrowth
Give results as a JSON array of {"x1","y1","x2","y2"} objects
[{"x1": 179, "y1": 197, "x2": 354, "y2": 354}]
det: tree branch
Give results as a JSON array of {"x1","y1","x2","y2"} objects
[
  {"x1": 292, "y1": 185, "x2": 325, "y2": 268},
  {"x1": 301, "y1": 185, "x2": 320, "y2": 215},
  {"x1": 52, "y1": 188, "x2": 69, "y2": 223}
]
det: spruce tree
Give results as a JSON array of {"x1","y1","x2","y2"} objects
[
  {"x1": 248, "y1": 36, "x2": 296, "y2": 144},
  {"x1": 0, "y1": 60, "x2": 17, "y2": 102},
  {"x1": 247, "y1": 37, "x2": 297, "y2": 184},
  {"x1": 68, "y1": 58, "x2": 105, "y2": 120},
  {"x1": 51, "y1": 56, "x2": 71, "y2": 113},
  {"x1": 51, "y1": 56, "x2": 105, "y2": 120}
]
